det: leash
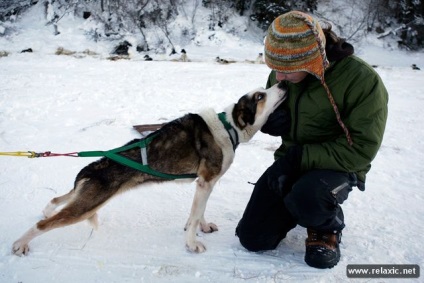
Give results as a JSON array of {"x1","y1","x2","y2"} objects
[
  {"x1": 2, "y1": 113, "x2": 239, "y2": 179},
  {"x1": 0, "y1": 151, "x2": 79, "y2": 158}
]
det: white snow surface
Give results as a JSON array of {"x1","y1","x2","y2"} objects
[{"x1": 1, "y1": 5, "x2": 424, "y2": 283}]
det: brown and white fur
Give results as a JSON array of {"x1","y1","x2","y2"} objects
[{"x1": 12, "y1": 83, "x2": 287, "y2": 256}]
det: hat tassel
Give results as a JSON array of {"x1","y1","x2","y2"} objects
[{"x1": 321, "y1": 80, "x2": 353, "y2": 146}]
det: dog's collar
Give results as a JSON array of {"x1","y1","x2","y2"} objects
[{"x1": 218, "y1": 112, "x2": 239, "y2": 151}]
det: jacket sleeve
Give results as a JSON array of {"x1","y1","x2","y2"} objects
[{"x1": 301, "y1": 69, "x2": 389, "y2": 180}]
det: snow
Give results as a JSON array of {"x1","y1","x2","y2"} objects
[{"x1": 1, "y1": 4, "x2": 424, "y2": 283}]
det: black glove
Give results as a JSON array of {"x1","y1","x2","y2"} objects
[
  {"x1": 261, "y1": 107, "x2": 291, "y2": 137},
  {"x1": 266, "y1": 145, "x2": 303, "y2": 196}
]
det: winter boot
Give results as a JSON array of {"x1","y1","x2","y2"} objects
[{"x1": 304, "y1": 228, "x2": 341, "y2": 269}]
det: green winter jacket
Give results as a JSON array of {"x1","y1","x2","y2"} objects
[{"x1": 266, "y1": 55, "x2": 388, "y2": 183}]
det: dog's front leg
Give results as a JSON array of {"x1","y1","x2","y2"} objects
[{"x1": 185, "y1": 177, "x2": 217, "y2": 253}]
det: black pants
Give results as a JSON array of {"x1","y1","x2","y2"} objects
[{"x1": 236, "y1": 169, "x2": 357, "y2": 252}]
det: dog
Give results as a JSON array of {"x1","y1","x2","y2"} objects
[
  {"x1": 180, "y1": 49, "x2": 189, "y2": 62},
  {"x1": 12, "y1": 82, "x2": 287, "y2": 256}
]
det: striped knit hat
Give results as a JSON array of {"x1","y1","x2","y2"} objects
[
  {"x1": 264, "y1": 11, "x2": 353, "y2": 146},
  {"x1": 264, "y1": 11, "x2": 329, "y2": 79}
]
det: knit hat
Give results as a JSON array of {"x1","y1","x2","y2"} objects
[
  {"x1": 264, "y1": 11, "x2": 353, "y2": 146},
  {"x1": 264, "y1": 11, "x2": 329, "y2": 80}
]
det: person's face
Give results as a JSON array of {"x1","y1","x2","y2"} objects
[{"x1": 275, "y1": 71, "x2": 308, "y2": 83}]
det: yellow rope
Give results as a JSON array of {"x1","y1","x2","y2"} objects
[{"x1": 0, "y1": 151, "x2": 37, "y2": 158}]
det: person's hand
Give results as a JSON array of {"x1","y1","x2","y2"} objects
[
  {"x1": 261, "y1": 108, "x2": 291, "y2": 137},
  {"x1": 266, "y1": 146, "x2": 303, "y2": 196}
]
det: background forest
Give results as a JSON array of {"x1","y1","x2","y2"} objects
[{"x1": 1, "y1": 0, "x2": 423, "y2": 54}]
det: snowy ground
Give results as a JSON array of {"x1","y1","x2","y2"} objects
[{"x1": 1, "y1": 6, "x2": 424, "y2": 282}]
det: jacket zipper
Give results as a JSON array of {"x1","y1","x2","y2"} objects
[
  {"x1": 293, "y1": 91, "x2": 303, "y2": 144},
  {"x1": 292, "y1": 77, "x2": 311, "y2": 144},
  {"x1": 331, "y1": 182, "x2": 348, "y2": 196}
]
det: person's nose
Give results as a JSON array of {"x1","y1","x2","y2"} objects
[{"x1": 276, "y1": 72, "x2": 287, "y2": 81}]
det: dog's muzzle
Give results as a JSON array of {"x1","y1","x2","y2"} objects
[{"x1": 277, "y1": 81, "x2": 288, "y2": 91}]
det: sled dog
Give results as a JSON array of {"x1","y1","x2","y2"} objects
[{"x1": 12, "y1": 82, "x2": 287, "y2": 256}]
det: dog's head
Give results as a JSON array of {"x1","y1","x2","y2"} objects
[{"x1": 229, "y1": 82, "x2": 287, "y2": 142}]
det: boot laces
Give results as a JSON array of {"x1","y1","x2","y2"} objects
[{"x1": 307, "y1": 229, "x2": 341, "y2": 247}]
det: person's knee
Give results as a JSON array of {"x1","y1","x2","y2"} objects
[
  {"x1": 284, "y1": 178, "x2": 338, "y2": 228},
  {"x1": 284, "y1": 170, "x2": 353, "y2": 229},
  {"x1": 236, "y1": 231, "x2": 281, "y2": 252},
  {"x1": 236, "y1": 221, "x2": 282, "y2": 252},
  {"x1": 237, "y1": 232, "x2": 264, "y2": 252},
  {"x1": 285, "y1": 188, "x2": 323, "y2": 227}
]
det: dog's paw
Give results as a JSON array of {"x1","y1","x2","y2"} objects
[
  {"x1": 200, "y1": 222, "x2": 218, "y2": 233},
  {"x1": 12, "y1": 240, "x2": 29, "y2": 256},
  {"x1": 186, "y1": 241, "x2": 207, "y2": 253}
]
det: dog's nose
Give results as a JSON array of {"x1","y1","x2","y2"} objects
[{"x1": 277, "y1": 81, "x2": 288, "y2": 91}]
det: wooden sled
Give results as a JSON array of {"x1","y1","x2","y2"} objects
[{"x1": 133, "y1": 123, "x2": 164, "y2": 135}]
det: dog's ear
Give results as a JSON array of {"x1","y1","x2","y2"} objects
[{"x1": 232, "y1": 95, "x2": 256, "y2": 129}]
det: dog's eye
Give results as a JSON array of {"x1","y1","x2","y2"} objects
[{"x1": 256, "y1": 93, "x2": 265, "y2": 101}]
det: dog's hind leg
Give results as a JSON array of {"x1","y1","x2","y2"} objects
[
  {"x1": 12, "y1": 205, "x2": 99, "y2": 256},
  {"x1": 87, "y1": 213, "x2": 99, "y2": 230},
  {"x1": 11, "y1": 226, "x2": 45, "y2": 256},
  {"x1": 12, "y1": 178, "x2": 112, "y2": 256},
  {"x1": 42, "y1": 190, "x2": 74, "y2": 218},
  {"x1": 185, "y1": 176, "x2": 218, "y2": 253},
  {"x1": 44, "y1": 181, "x2": 99, "y2": 229}
]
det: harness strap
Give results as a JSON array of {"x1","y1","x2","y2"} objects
[
  {"x1": 78, "y1": 134, "x2": 197, "y2": 180},
  {"x1": 78, "y1": 113, "x2": 238, "y2": 179},
  {"x1": 141, "y1": 147, "x2": 148, "y2": 165},
  {"x1": 218, "y1": 112, "x2": 239, "y2": 151}
]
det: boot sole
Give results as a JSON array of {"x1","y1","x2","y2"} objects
[{"x1": 305, "y1": 253, "x2": 340, "y2": 269}]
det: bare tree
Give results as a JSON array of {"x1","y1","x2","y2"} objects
[
  {"x1": 118, "y1": 0, "x2": 151, "y2": 49},
  {"x1": 203, "y1": 0, "x2": 231, "y2": 30},
  {"x1": 180, "y1": 0, "x2": 202, "y2": 24},
  {"x1": 146, "y1": 0, "x2": 178, "y2": 50},
  {"x1": 316, "y1": 0, "x2": 371, "y2": 43}
]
